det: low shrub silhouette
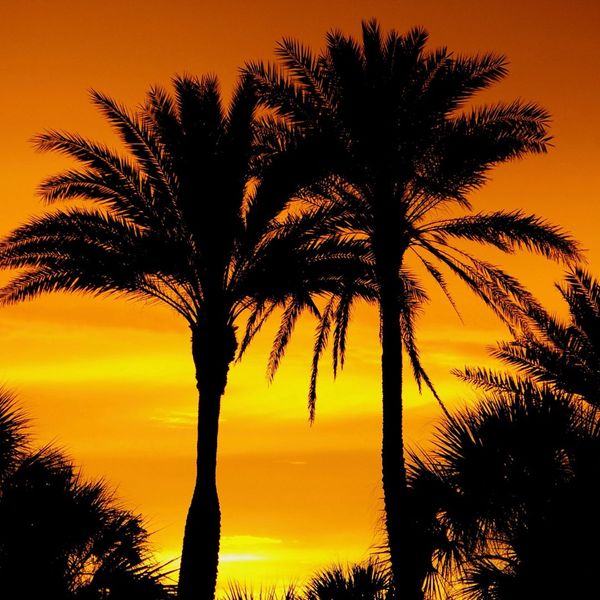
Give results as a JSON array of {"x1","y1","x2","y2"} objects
[{"x1": 0, "y1": 389, "x2": 174, "y2": 599}]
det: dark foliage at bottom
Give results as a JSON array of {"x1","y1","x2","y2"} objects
[{"x1": 0, "y1": 390, "x2": 174, "y2": 600}]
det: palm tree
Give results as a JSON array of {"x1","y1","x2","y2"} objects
[
  {"x1": 247, "y1": 20, "x2": 580, "y2": 598},
  {"x1": 460, "y1": 267, "x2": 600, "y2": 404},
  {"x1": 223, "y1": 561, "x2": 389, "y2": 600},
  {"x1": 0, "y1": 75, "x2": 348, "y2": 599},
  {"x1": 0, "y1": 389, "x2": 173, "y2": 599},
  {"x1": 304, "y1": 561, "x2": 390, "y2": 600},
  {"x1": 407, "y1": 382, "x2": 600, "y2": 599}
]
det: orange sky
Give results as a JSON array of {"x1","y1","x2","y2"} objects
[{"x1": 1, "y1": 0, "x2": 599, "y2": 591}]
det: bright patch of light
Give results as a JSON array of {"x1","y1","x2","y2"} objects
[{"x1": 220, "y1": 553, "x2": 264, "y2": 563}]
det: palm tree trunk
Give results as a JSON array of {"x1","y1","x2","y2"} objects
[
  {"x1": 177, "y1": 322, "x2": 237, "y2": 600},
  {"x1": 378, "y1": 248, "x2": 424, "y2": 600}
]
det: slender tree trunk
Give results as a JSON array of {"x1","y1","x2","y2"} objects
[
  {"x1": 380, "y1": 288, "x2": 424, "y2": 600},
  {"x1": 380, "y1": 289, "x2": 401, "y2": 589},
  {"x1": 378, "y1": 294, "x2": 408, "y2": 596},
  {"x1": 374, "y1": 185, "x2": 424, "y2": 599},
  {"x1": 177, "y1": 322, "x2": 237, "y2": 600}
]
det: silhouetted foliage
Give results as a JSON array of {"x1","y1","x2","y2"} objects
[
  {"x1": 304, "y1": 561, "x2": 390, "y2": 600},
  {"x1": 247, "y1": 18, "x2": 579, "y2": 598},
  {"x1": 222, "y1": 561, "x2": 389, "y2": 600},
  {"x1": 459, "y1": 267, "x2": 600, "y2": 406},
  {"x1": 0, "y1": 389, "x2": 173, "y2": 600},
  {"x1": 223, "y1": 584, "x2": 298, "y2": 600},
  {"x1": 408, "y1": 383, "x2": 600, "y2": 599}
]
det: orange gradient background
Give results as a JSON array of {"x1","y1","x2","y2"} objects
[{"x1": 1, "y1": 0, "x2": 599, "y2": 590}]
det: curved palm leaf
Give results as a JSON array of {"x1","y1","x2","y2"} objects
[{"x1": 461, "y1": 268, "x2": 600, "y2": 406}]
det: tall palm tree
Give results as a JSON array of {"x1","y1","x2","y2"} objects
[
  {"x1": 0, "y1": 75, "x2": 348, "y2": 599},
  {"x1": 247, "y1": 20, "x2": 580, "y2": 598},
  {"x1": 460, "y1": 267, "x2": 600, "y2": 404},
  {"x1": 0, "y1": 389, "x2": 173, "y2": 599},
  {"x1": 407, "y1": 382, "x2": 600, "y2": 599}
]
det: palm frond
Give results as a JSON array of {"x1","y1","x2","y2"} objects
[
  {"x1": 454, "y1": 367, "x2": 532, "y2": 396},
  {"x1": 33, "y1": 130, "x2": 155, "y2": 218},
  {"x1": 332, "y1": 290, "x2": 352, "y2": 377},
  {"x1": 275, "y1": 38, "x2": 331, "y2": 109},
  {"x1": 90, "y1": 89, "x2": 177, "y2": 202},
  {"x1": 426, "y1": 210, "x2": 580, "y2": 263},
  {"x1": 236, "y1": 301, "x2": 278, "y2": 361},
  {"x1": 267, "y1": 300, "x2": 304, "y2": 381},
  {"x1": 308, "y1": 297, "x2": 335, "y2": 422}
]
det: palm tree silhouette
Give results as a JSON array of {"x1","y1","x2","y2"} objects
[
  {"x1": 0, "y1": 389, "x2": 173, "y2": 599},
  {"x1": 460, "y1": 267, "x2": 600, "y2": 404},
  {"x1": 224, "y1": 561, "x2": 389, "y2": 600},
  {"x1": 304, "y1": 561, "x2": 390, "y2": 600},
  {"x1": 247, "y1": 19, "x2": 580, "y2": 597},
  {"x1": 0, "y1": 75, "x2": 347, "y2": 599},
  {"x1": 408, "y1": 382, "x2": 600, "y2": 599}
]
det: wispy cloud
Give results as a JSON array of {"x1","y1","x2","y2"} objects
[
  {"x1": 222, "y1": 535, "x2": 283, "y2": 547},
  {"x1": 152, "y1": 410, "x2": 197, "y2": 427},
  {"x1": 220, "y1": 553, "x2": 264, "y2": 563},
  {"x1": 218, "y1": 536, "x2": 284, "y2": 563}
]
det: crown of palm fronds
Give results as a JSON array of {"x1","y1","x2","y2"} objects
[
  {"x1": 304, "y1": 560, "x2": 390, "y2": 600},
  {"x1": 247, "y1": 19, "x2": 580, "y2": 417},
  {"x1": 0, "y1": 75, "x2": 372, "y2": 410},
  {"x1": 407, "y1": 382, "x2": 600, "y2": 599}
]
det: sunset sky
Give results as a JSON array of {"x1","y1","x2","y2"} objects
[{"x1": 1, "y1": 0, "x2": 599, "y2": 590}]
